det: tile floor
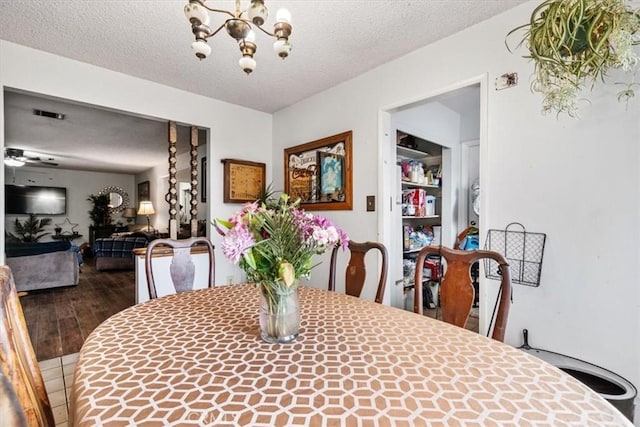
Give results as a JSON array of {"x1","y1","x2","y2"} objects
[{"x1": 38, "y1": 352, "x2": 79, "y2": 427}]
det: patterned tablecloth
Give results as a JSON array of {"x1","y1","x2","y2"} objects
[{"x1": 71, "y1": 285, "x2": 630, "y2": 426}]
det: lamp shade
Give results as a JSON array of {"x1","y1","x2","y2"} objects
[
  {"x1": 138, "y1": 201, "x2": 155, "y2": 216},
  {"x1": 122, "y1": 207, "x2": 137, "y2": 219}
]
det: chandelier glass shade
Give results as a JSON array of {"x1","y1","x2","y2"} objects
[{"x1": 184, "y1": 0, "x2": 292, "y2": 74}]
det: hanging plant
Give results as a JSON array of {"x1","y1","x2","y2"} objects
[{"x1": 507, "y1": 0, "x2": 640, "y2": 117}]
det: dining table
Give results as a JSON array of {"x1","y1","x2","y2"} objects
[{"x1": 71, "y1": 284, "x2": 631, "y2": 426}]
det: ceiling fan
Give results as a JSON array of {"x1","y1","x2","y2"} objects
[{"x1": 4, "y1": 148, "x2": 59, "y2": 167}]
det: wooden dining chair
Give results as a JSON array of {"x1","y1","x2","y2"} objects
[
  {"x1": 328, "y1": 241, "x2": 388, "y2": 304},
  {"x1": 0, "y1": 266, "x2": 55, "y2": 426},
  {"x1": 413, "y1": 246, "x2": 512, "y2": 342},
  {"x1": 0, "y1": 372, "x2": 28, "y2": 427},
  {"x1": 145, "y1": 237, "x2": 215, "y2": 300}
]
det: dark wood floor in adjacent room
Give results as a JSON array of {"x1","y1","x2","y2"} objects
[{"x1": 19, "y1": 258, "x2": 135, "y2": 361}]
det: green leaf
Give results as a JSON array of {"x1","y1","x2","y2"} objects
[
  {"x1": 278, "y1": 262, "x2": 295, "y2": 287},
  {"x1": 215, "y1": 218, "x2": 234, "y2": 230},
  {"x1": 243, "y1": 250, "x2": 257, "y2": 270}
]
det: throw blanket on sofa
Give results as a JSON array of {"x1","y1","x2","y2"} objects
[
  {"x1": 93, "y1": 237, "x2": 148, "y2": 258},
  {"x1": 6, "y1": 240, "x2": 71, "y2": 257},
  {"x1": 93, "y1": 235, "x2": 150, "y2": 271}
]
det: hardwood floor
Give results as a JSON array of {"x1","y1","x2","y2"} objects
[{"x1": 18, "y1": 258, "x2": 135, "y2": 361}]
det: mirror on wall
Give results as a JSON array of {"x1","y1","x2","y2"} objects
[
  {"x1": 99, "y1": 186, "x2": 129, "y2": 213},
  {"x1": 109, "y1": 192, "x2": 123, "y2": 209}
]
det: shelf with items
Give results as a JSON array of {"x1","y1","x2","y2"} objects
[
  {"x1": 397, "y1": 146, "x2": 432, "y2": 161},
  {"x1": 402, "y1": 189, "x2": 437, "y2": 218},
  {"x1": 401, "y1": 249, "x2": 442, "y2": 310},
  {"x1": 401, "y1": 180, "x2": 440, "y2": 190},
  {"x1": 397, "y1": 130, "x2": 445, "y2": 313},
  {"x1": 398, "y1": 156, "x2": 442, "y2": 187},
  {"x1": 402, "y1": 223, "x2": 440, "y2": 253}
]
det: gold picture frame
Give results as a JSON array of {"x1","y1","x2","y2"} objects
[
  {"x1": 222, "y1": 158, "x2": 266, "y2": 203},
  {"x1": 284, "y1": 131, "x2": 353, "y2": 211}
]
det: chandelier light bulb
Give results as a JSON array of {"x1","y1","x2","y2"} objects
[
  {"x1": 239, "y1": 56, "x2": 257, "y2": 74},
  {"x1": 248, "y1": 0, "x2": 268, "y2": 26},
  {"x1": 191, "y1": 40, "x2": 211, "y2": 59},
  {"x1": 184, "y1": 2, "x2": 210, "y2": 26},
  {"x1": 275, "y1": 8, "x2": 291, "y2": 24},
  {"x1": 273, "y1": 39, "x2": 292, "y2": 59}
]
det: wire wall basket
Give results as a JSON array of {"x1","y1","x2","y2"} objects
[{"x1": 484, "y1": 222, "x2": 546, "y2": 287}]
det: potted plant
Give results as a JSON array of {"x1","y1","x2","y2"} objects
[
  {"x1": 507, "y1": 0, "x2": 640, "y2": 116},
  {"x1": 8, "y1": 214, "x2": 52, "y2": 242},
  {"x1": 87, "y1": 193, "x2": 112, "y2": 226}
]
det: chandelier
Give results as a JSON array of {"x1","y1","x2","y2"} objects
[{"x1": 184, "y1": 0, "x2": 292, "y2": 74}]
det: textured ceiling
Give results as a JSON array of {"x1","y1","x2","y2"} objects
[
  {"x1": 4, "y1": 90, "x2": 193, "y2": 174},
  {"x1": 1, "y1": 1, "x2": 524, "y2": 174},
  {"x1": 0, "y1": 1, "x2": 526, "y2": 114}
]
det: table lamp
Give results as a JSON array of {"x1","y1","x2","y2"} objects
[
  {"x1": 122, "y1": 207, "x2": 137, "y2": 223},
  {"x1": 137, "y1": 201, "x2": 155, "y2": 232}
]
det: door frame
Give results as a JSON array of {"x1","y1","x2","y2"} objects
[{"x1": 377, "y1": 74, "x2": 489, "y2": 330}]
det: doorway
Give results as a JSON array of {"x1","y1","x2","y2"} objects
[
  {"x1": 2, "y1": 89, "x2": 210, "y2": 244},
  {"x1": 379, "y1": 76, "x2": 487, "y2": 331}
]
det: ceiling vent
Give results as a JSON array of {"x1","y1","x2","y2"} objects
[{"x1": 33, "y1": 109, "x2": 65, "y2": 120}]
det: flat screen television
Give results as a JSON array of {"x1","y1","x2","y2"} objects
[{"x1": 5, "y1": 185, "x2": 67, "y2": 215}]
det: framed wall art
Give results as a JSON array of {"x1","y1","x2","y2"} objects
[
  {"x1": 137, "y1": 181, "x2": 150, "y2": 202},
  {"x1": 284, "y1": 131, "x2": 352, "y2": 211},
  {"x1": 222, "y1": 158, "x2": 266, "y2": 203}
]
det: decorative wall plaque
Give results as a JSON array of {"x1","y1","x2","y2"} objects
[{"x1": 222, "y1": 159, "x2": 266, "y2": 203}]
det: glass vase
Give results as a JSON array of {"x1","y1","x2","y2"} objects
[{"x1": 259, "y1": 283, "x2": 300, "y2": 344}]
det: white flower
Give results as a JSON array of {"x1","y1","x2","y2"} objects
[
  {"x1": 325, "y1": 226, "x2": 339, "y2": 245},
  {"x1": 312, "y1": 227, "x2": 330, "y2": 246}
]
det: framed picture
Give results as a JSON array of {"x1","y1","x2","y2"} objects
[
  {"x1": 284, "y1": 131, "x2": 352, "y2": 211},
  {"x1": 201, "y1": 157, "x2": 207, "y2": 203},
  {"x1": 137, "y1": 181, "x2": 150, "y2": 202},
  {"x1": 317, "y1": 151, "x2": 345, "y2": 202},
  {"x1": 222, "y1": 158, "x2": 266, "y2": 203}
]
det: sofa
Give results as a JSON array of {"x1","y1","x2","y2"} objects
[
  {"x1": 93, "y1": 233, "x2": 154, "y2": 271},
  {"x1": 5, "y1": 241, "x2": 80, "y2": 292}
]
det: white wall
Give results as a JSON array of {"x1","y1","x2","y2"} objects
[
  {"x1": 4, "y1": 166, "x2": 134, "y2": 245},
  {"x1": 272, "y1": 0, "x2": 640, "y2": 398},
  {"x1": 0, "y1": 40, "x2": 273, "y2": 284}
]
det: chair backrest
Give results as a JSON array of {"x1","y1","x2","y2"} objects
[
  {"x1": 0, "y1": 266, "x2": 55, "y2": 426},
  {"x1": 329, "y1": 241, "x2": 388, "y2": 304},
  {"x1": 413, "y1": 246, "x2": 511, "y2": 342},
  {"x1": 0, "y1": 372, "x2": 28, "y2": 426},
  {"x1": 145, "y1": 237, "x2": 215, "y2": 300}
]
